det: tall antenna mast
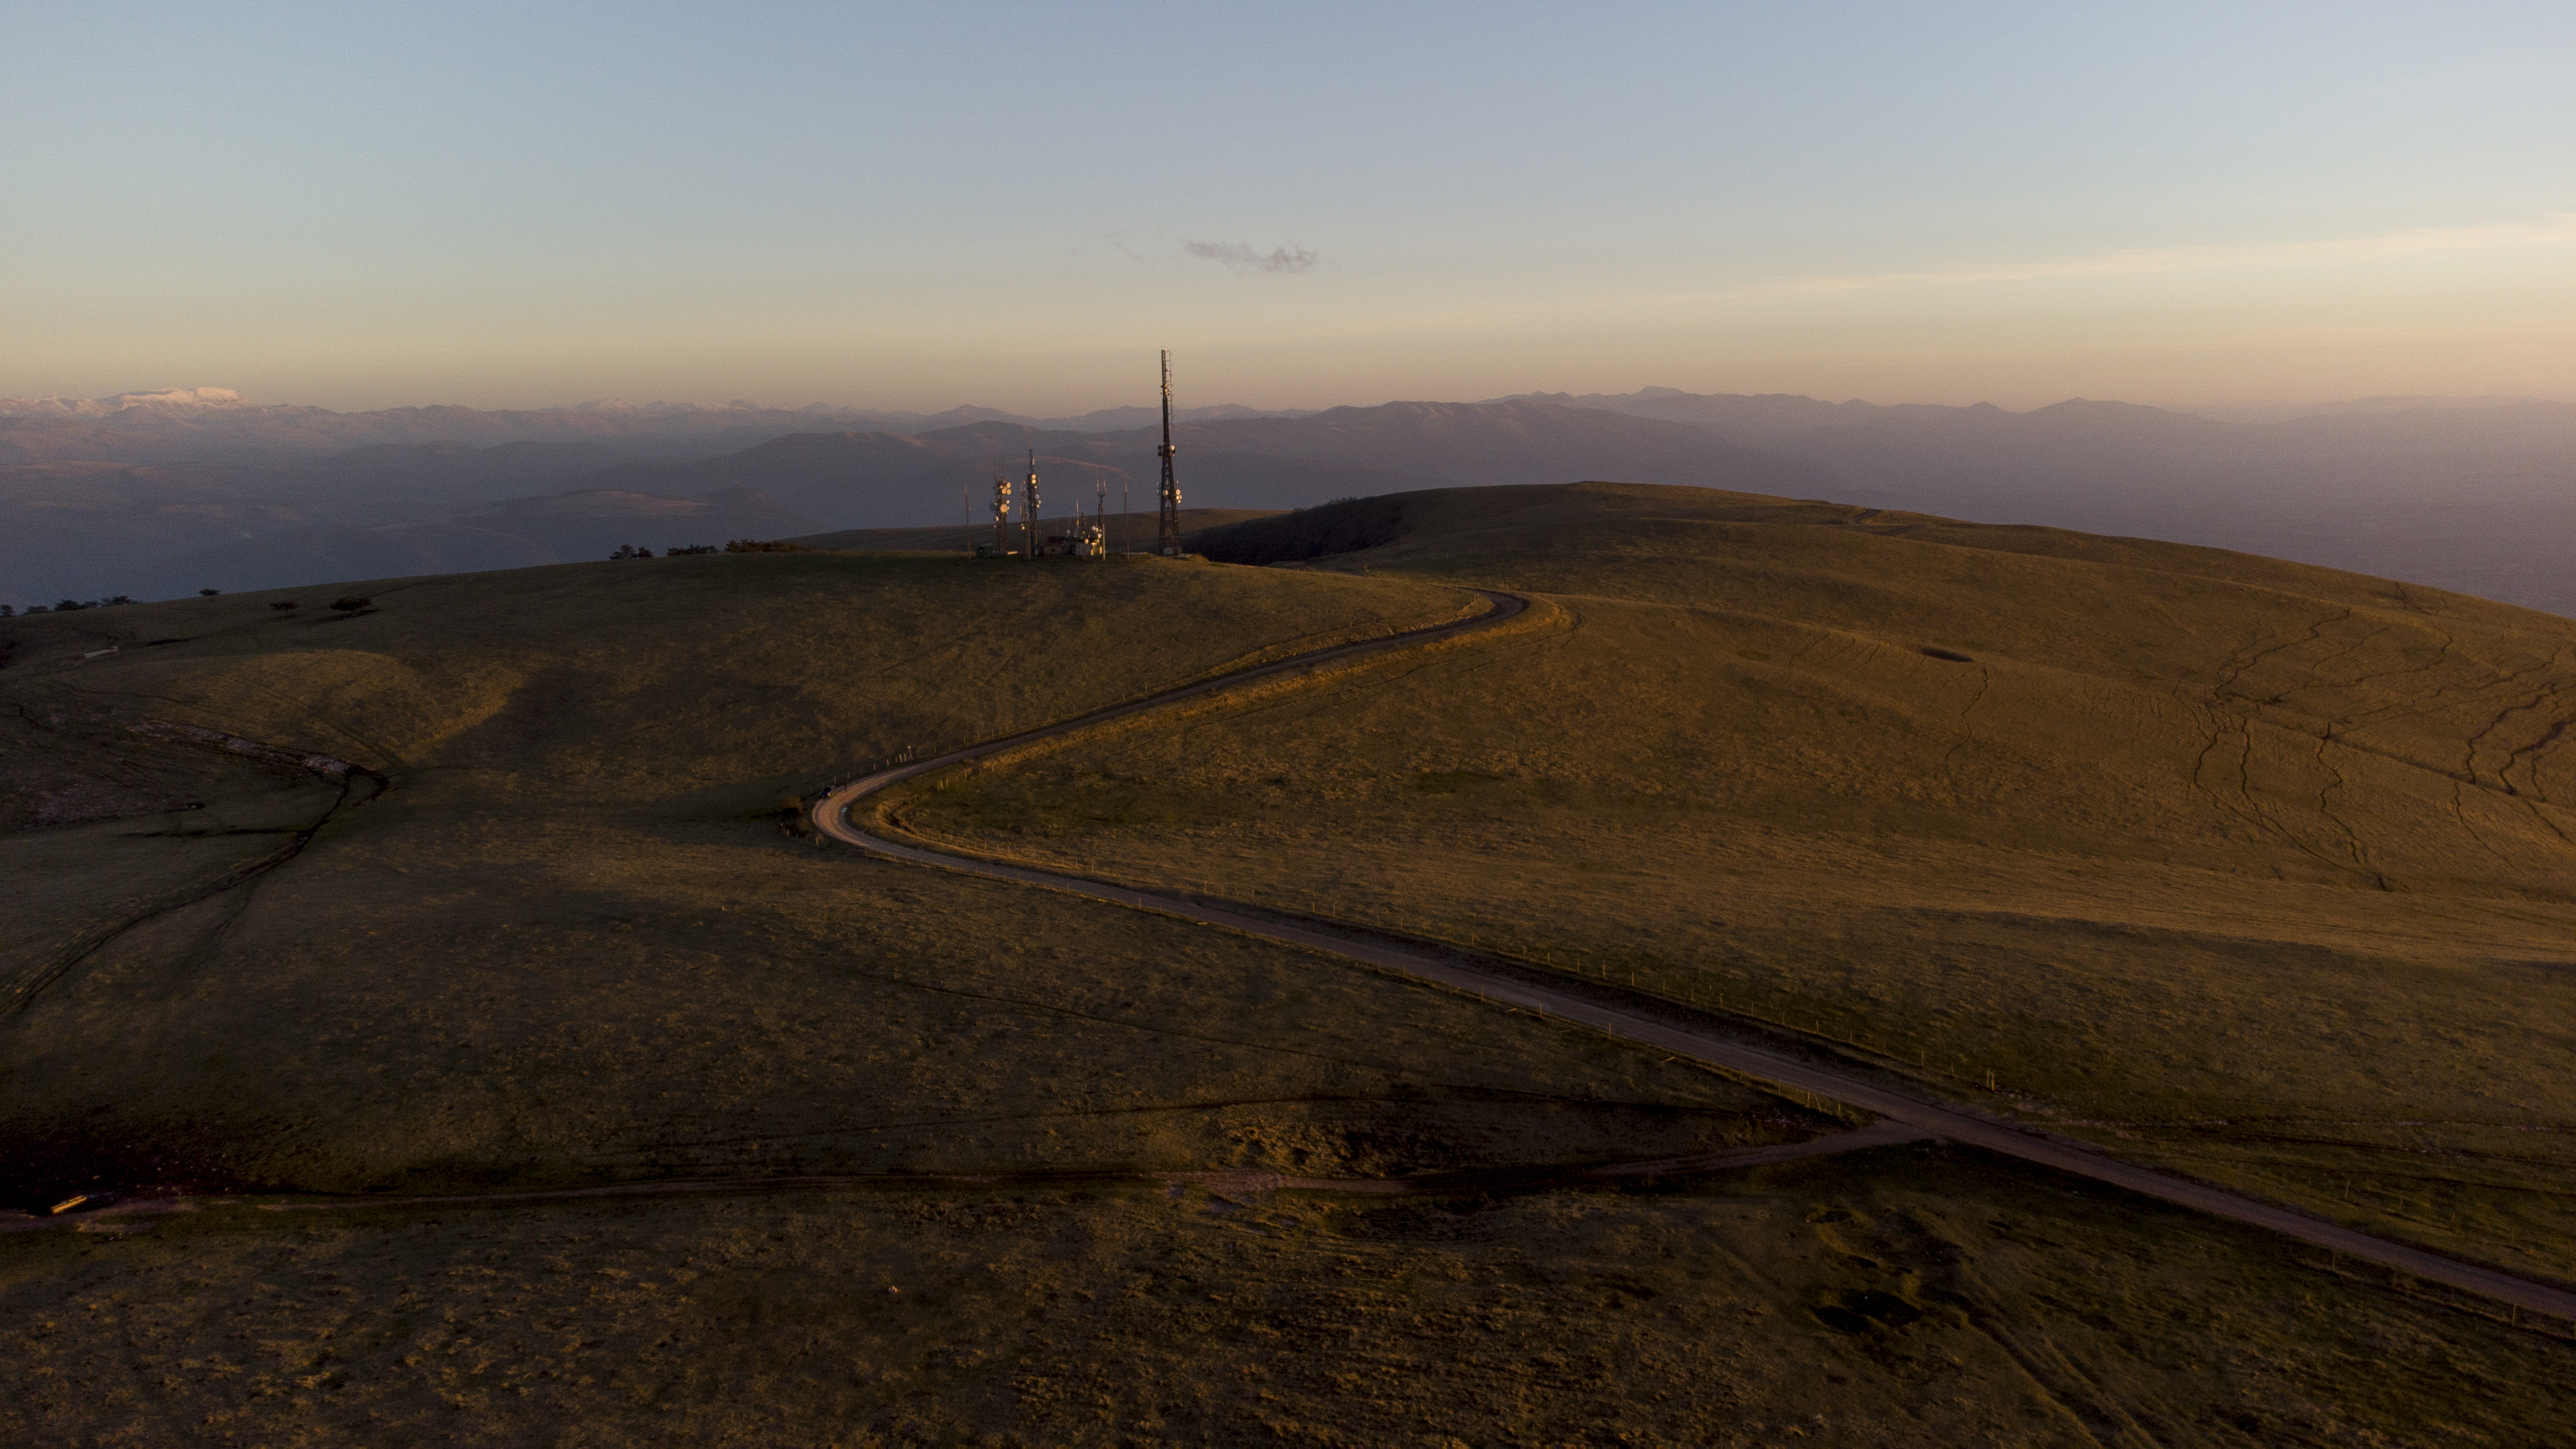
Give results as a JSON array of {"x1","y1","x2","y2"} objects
[
  {"x1": 1025, "y1": 449, "x2": 1042, "y2": 559},
  {"x1": 1157, "y1": 349, "x2": 1182, "y2": 556},
  {"x1": 992, "y1": 473, "x2": 1011, "y2": 556}
]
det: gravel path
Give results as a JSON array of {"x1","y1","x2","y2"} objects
[{"x1": 817, "y1": 585, "x2": 2576, "y2": 1325}]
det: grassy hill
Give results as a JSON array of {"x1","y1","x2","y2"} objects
[
  {"x1": 8, "y1": 551, "x2": 1691, "y2": 1200},
  {"x1": 907, "y1": 484, "x2": 2576, "y2": 1282},
  {"x1": 3, "y1": 519, "x2": 2572, "y2": 1443}
]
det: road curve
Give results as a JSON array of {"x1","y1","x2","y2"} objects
[{"x1": 816, "y1": 586, "x2": 2576, "y2": 1325}]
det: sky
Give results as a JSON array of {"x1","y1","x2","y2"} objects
[{"x1": 5, "y1": 1, "x2": 2572, "y2": 415}]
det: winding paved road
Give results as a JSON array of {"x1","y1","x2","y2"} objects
[{"x1": 817, "y1": 586, "x2": 2576, "y2": 1325}]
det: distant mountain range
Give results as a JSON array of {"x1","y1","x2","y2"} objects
[
  {"x1": 0, "y1": 399, "x2": 1823, "y2": 605},
  {"x1": 1505, "y1": 387, "x2": 2576, "y2": 506},
  {"x1": 1507, "y1": 388, "x2": 2576, "y2": 616},
  {"x1": 575, "y1": 401, "x2": 1830, "y2": 531},
  {"x1": 4, "y1": 386, "x2": 2570, "y2": 618},
  {"x1": 0, "y1": 388, "x2": 1312, "y2": 466}
]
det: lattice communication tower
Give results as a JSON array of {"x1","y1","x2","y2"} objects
[
  {"x1": 1024, "y1": 450, "x2": 1043, "y2": 558},
  {"x1": 1157, "y1": 350, "x2": 1182, "y2": 556}
]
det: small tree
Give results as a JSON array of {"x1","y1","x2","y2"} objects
[
  {"x1": 199, "y1": 588, "x2": 221, "y2": 596},
  {"x1": 55, "y1": 600, "x2": 86, "y2": 612},
  {"x1": 270, "y1": 600, "x2": 300, "y2": 612},
  {"x1": 329, "y1": 596, "x2": 371, "y2": 614}
]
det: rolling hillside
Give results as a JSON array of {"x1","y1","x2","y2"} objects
[
  {"x1": 914, "y1": 483, "x2": 2576, "y2": 1283},
  {"x1": 3, "y1": 486, "x2": 2571, "y2": 1444}
]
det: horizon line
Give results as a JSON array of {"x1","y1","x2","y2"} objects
[{"x1": 8, "y1": 385, "x2": 2572, "y2": 424}]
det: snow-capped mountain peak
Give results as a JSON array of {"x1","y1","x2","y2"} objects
[{"x1": 0, "y1": 386, "x2": 255, "y2": 418}]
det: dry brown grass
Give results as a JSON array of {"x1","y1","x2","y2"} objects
[
  {"x1": 12, "y1": 553, "x2": 1754, "y2": 1202},
  {"x1": 900, "y1": 484, "x2": 2576, "y2": 1282},
  {"x1": 6, "y1": 519, "x2": 2571, "y2": 1441},
  {"x1": 9, "y1": 1148, "x2": 2572, "y2": 1448}
]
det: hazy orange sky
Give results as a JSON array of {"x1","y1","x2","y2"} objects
[{"x1": 7, "y1": 3, "x2": 2571, "y2": 414}]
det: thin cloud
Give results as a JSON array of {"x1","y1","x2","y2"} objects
[
  {"x1": 1182, "y1": 240, "x2": 1321, "y2": 275},
  {"x1": 1770, "y1": 212, "x2": 2576, "y2": 297}
]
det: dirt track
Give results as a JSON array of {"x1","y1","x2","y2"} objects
[{"x1": 816, "y1": 584, "x2": 2576, "y2": 1325}]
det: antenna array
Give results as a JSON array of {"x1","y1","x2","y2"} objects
[
  {"x1": 1025, "y1": 450, "x2": 1043, "y2": 558},
  {"x1": 1157, "y1": 350, "x2": 1182, "y2": 556}
]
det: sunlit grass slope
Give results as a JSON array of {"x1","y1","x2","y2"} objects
[
  {"x1": 5, "y1": 553, "x2": 1787, "y2": 1197},
  {"x1": 902, "y1": 482, "x2": 2576, "y2": 1280},
  {"x1": 4, "y1": 533, "x2": 2569, "y2": 1443},
  {"x1": 4, "y1": 549, "x2": 1472, "y2": 799}
]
